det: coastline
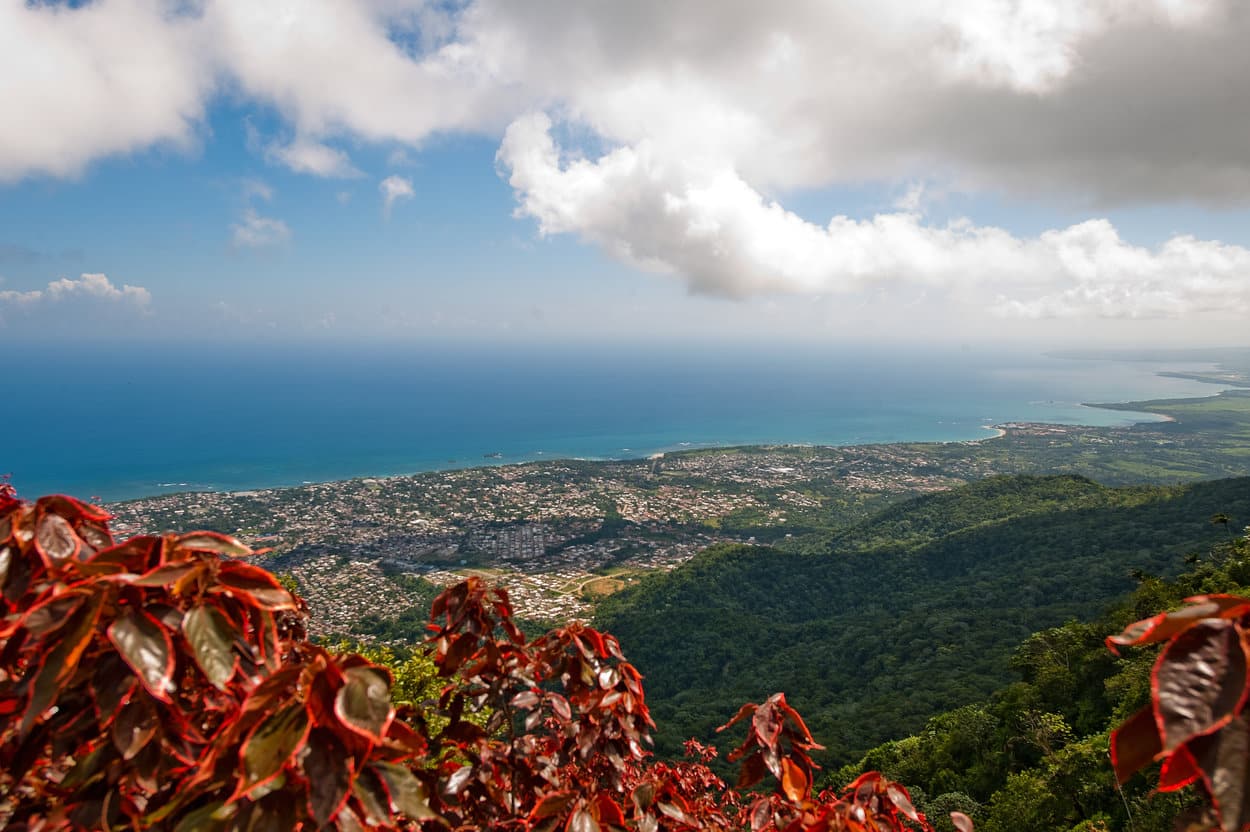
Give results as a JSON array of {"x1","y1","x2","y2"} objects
[
  {"x1": 103, "y1": 388, "x2": 1235, "y2": 506},
  {"x1": 74, "y1": 362, "x2": 1248, "y2": 504}
]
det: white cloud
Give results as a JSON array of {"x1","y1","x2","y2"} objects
[
  {"x1": 0, "y1": 0, "x2": 210, "y2": 182},
  {"x1": 500, "y1": 113, "x2": 1250, "y2": 319},
  {"x1": 379, "y1": 175, "x2": 414, "y2": 217},
  {"x1": 266, "y1": 138, "x2": 362, "y2": 178},
  {"x1": 231, "y1": 208, "x2": 291, "y2": 249},
  {"x1": 0, "y1": 272, "x2": 151, "y2": 308},
  {"x1": 5, "y1": 0, "x2": 1250, "y2": 320}
]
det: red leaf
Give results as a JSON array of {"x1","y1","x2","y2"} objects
[
  {"x1": 566, "y1": 808, "x2": 601, "y2": 832},
  {"x1": 1159, "y1": 745, "x2": 1202, "y2": 792},
  {"x1": 20, "y1": 594, "x2": 104, "y2": 734},
  {"x1": 240, "y1": 702, "x2": 311, "y2": 792},
  {"x1": 1107, "y1": 595, "x2": 1250, "y2": 653},
  {"x1": 1111, "y1": 706, "x2": 1163, "y2": 784},
  {"x1": 108, "y1": 609, "x2": 176, "y2": 702},
  {"x1": 530, "y1": 791, "x2": 576, "y2": 822},
  {"x1": 779, "y1": 757, "x2": 810, "y2": 804},
  {"x1": 214, "y1": 562, "x2": 297, "y2": 610},
  {"x1": 304, "y1": 728, "x2": 353, "y2": 828},
  {"x1": 112, "y1": 698, "x2": 158, "y2": 760},
  {"x1": 35, "y1": 511, "x2": 81, "y2": 564},
  {"x1": 886, "y1": 783, "x2": 921, "y2": 822},
  {"x1": 950, "y1": 811, "x2": 975, "y2": 831},
  {"x1": 1152, "y1": 619, "x2": 1248, "y2": 751},
  {"x1": 334, "y1": 666, "x2": 394, "y2": 744},
  {"x1": 175, "y1": 531, "x2": 255, "y2": 558},
  {"x1": 183, "y1": 605, "x2": 237, "y2": 691},
  {"x1": 371, "y1": 762, "x2": 437, "y2": 821},
  {"x1": 1189, "y1": 716, "x2": 1250, "y2": 832}
]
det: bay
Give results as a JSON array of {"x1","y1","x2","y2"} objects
[{"x1": 2, "y1": 340, "x2": 1230, "y2": 501}]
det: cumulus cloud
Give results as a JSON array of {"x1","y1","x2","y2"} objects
[
  {"x1": 501, "y1": 113, "x2": 1250, "y2": 319},
  {"x1": 231, "y1": 208, "x2": 291, "y2": 249},
  {"x1": 0, "y1": 0, "x2": 209, "y2": 182},
  {"x1": 0, "y1": 273, "x2": 151, "y2": 308},
  {"x1": 6, "y1": 0, "x2": 1250, "y2": 318},
  {"x1": 379, "y1": 175, "x2": 414, "y2": 217}
]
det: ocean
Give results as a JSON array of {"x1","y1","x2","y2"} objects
[{"x1": 3, "y1": 340, "x2": 1231, "y2": 502}]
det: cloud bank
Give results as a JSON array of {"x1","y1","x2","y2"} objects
[
  {"x1": 4, "y1": 0, "x2": 1250, "y2": 319},
  {"x1": 0, "y1": 273, "x2": 151, "y2": 308}
]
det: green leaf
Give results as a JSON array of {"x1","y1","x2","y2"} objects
[
  {"x1": 183, "y1": 605, "x2": 236, "y2": 690},
  {"x1": 242, "y1": 702, "x2": 310, "y2": 790},
  {"x1": 334, "y1": 666, "x2": 394, "y2": 743},
  {"x1": 371, "y1": 762, "x2": 437, "y2": 821},
  {"x1": 108, "y1": 609, "x2": 176, "y2": 701}
]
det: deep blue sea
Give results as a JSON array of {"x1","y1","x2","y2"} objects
[{"x1": 2, "y1": 341, "x2": 1232, "y2": 502}]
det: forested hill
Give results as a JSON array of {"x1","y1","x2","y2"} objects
[{"x1": 593, "y1": 474, "x2": 1250, "y2": 766}]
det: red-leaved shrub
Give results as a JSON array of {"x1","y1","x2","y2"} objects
[{"x1": 1, "y1": 487, "x2": 967, "y2": 831}]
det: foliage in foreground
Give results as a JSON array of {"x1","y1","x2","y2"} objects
[{"x1": 0, "y1": 488, "x2": 963, "y2": 831}]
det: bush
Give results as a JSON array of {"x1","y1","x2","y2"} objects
[{"x1": 0, "y1": 488, "x2": 963, "y2": 831}]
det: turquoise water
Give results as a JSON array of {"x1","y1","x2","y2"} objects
[{"x1": 1, "y1": 341, "x2": 1230, "y2": 501}]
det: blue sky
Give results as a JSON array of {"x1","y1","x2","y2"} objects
[{"x1": 3, "y1": 1, "x2": 1250, "y2": 346}]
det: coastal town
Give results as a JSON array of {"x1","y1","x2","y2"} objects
[{"x1": 105, "y1": 406, "x2": 1239, "y2": 640}]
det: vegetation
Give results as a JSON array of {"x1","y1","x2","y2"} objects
[
  {"x1": 594, "y1": 475, "x2": 1250, "y2": 764},
  {"x1": 0, "y1": 488, "x2": 962, "y2": 830},
  {"x1": 831, "y1": 528, "x2": 1250, "y2": 831}
]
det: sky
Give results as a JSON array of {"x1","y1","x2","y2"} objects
[{"x1": 2, "y1": 0, "x2": 1250, "y2": 346}]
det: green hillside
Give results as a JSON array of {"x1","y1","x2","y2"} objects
[{"x1": 594, "y1": 474, "x2": 1250, "y2": 766}]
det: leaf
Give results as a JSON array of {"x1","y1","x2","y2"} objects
[
  {"x1": 131, "y1": 562, "x2": 198, "y2": 587},
  {"x1": 183, "y1": 605, "x2": 237, "y2": 690},
  {"x1": 22, "y1": 592, "x2": 85, "y2": 635},
  {"x1": 36, "y1": 511, "x2": 80, "y2": 564},
  {"x1": 779, "y1": 757, "x2": 809, "y2": 804},
  {"x1": 176, "y1": 531, "x2": 255, "y2": 557},
  {"x1": 304, "y1": 728, "x2": 353, "y2": 828},
  {"x1": 1189, "y1": 716, "x2": 1250, "y2": 832},
  {"x1": 950, "y1": 811, "x2": 975, "y2": 832},
  {"x1": 372, "y1": 762, "x2": 437, "y2": 820},
  {"x1": 109, "y1": 609, "x2": 176, "y2": 702},
  {"x1": 335, "y1": 666, "x2": 394, "y2": 743},
  {"x1": 215, "y1": 562, "x2": 297, "y2": 610},
  {"x1": 443, "y1": 765, "x2": 473, "y2": 797},
  {"x1": 352, "y1": 767, "x2": 393, "y2": 826},
  {"x1": 530, "y1": 791, "x2": 577, "y2": 822},
  {"x1": 21, "y1": 595, "x2": 104, "y2": 735},
  {"x1": 1159, "y1": 745, "x2": 1202, "y2": 792},
  {"x1": 1153, "y1": 619, "x2": 1247, "y2": 751},
  {"x1": 1111, "y1": 706, "x2": 1163, "y2": 784},
  {"x1": 567, "y1": 809, "x2": 601, "y2": 832},
  {"x1": 1107, "y1": 595, "x2": 1250, "y2": 653},
  {"x1": 112, "y1": 698, "x2": 158, "y2": 760},
  {"x1": 886, "y1": 783, "x2": 921, "y2": 822},
  {"x1": 241, "y1": 702, "x2": 310, "y2": 790}
]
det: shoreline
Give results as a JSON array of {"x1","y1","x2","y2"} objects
[
  {"x1": 94, "y1": 368, "x2": 1245, "y2": 505},
  {"x1": 103, "y1": 399, "x2": 1203, "y2": 506}
]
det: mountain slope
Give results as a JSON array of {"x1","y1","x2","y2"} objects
[{"x1": 593, "y1": 474, "x2": 1250, "y2": 765}]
